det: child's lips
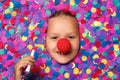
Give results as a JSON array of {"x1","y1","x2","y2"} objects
[{"x1": 56, "y1": 51, "x2": 71, "y2": 55}]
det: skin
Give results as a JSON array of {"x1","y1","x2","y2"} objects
[
  {"x1": 46, "y1": 15, "x2": 80, "y2": 64},
  {"x1": 14, "y1": 56, "x2": 34, "y2": 80},
  {"x1": 14, "y1": 14, "x2": 80, "y2": 80}
]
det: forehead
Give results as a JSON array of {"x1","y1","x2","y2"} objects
[
  {"x1": 47, "y1": 15, "x2": 79, "y2": 33},
  {"x1": 48, "y1": 15, "x2": 78, "y2": 27}
]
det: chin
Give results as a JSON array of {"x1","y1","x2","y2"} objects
[{"x1": 55, "y1": 59, "x2": 72, "y2": 64}]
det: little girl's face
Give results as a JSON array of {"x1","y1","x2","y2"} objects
[{"x1": 46, "y1": 15, "x2": 80, "y2": 64}]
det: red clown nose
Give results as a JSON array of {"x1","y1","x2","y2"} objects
[{"x1": 57, "y1": 38, "x2": 71, "y2": 53}]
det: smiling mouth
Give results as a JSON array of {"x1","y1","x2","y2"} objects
[{"x1": 56, "y1": 51, "x2": 71, "y2": 55}]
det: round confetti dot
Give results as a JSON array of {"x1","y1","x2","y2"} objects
[
  {"x1": 76, "y1": 13, "x2": 81, "y2": 18},
  {"x1": 91, "y1": 7, "x2": 96, "y2": 13},
  {"x1": 21, "y1": 36, "x2": 27, "y2": 41},
  {"x1": 93, "y1": 21, "x2": 101, "y2": 26},
  {"x1": 100, "y1": 6, "x2": 106, "y2": 11},
  {"x1": 99, "y1": 63, "x2": 105, "y2": 69},
  {"x1": 59, "y1": 68, "x2": 65, "y2": 74},
  {"x1": 53, "y1": 71, "x2": 59, "y2": 77},
  {"x1": 114, "y1": 24, "x2": 119, "y2": 30},
  {"x1": 83, "y1": 0, "x2": 88, "y2": 4},
  {"x1": 35, "y1": 30, "x2": 40, "y2": 35},
  {"x1": 92, "y1": 46, "x2": 97, "y2": 51},
  {"x1": 101, "y1": 59, "x2": 107, "y2": 64},
  {"x1": 75, "y1": 0, "x2": 80, "y2": 4},
  {"x1": 27, "y1": 44, "x2": 33, "y2": 50},
  {"x1": 70, "y1": 0, "x2": 75, "y2": 6},
  {"x1": 45, "y1": 66, "x2": 50, "y2": 73},
  {"x1": 46, "y1": 9, "x2": 51, "y2": 16},
  {"x1": 81, "y1": 56, "x2": 87, "y2": 61},
  {"x1": 64, "y1": 72, "x2": 69, "y2": 79},
  {"x1": 86, "y1": 68, "x2": 91, "y2": 74},
  {"x1": 29, "y1": 26, "x2": 35, "y2": 31},
  {"x1": 114, "y1": 44, "x2": 119, "y2": 51},
  {"x1": 0, "y1": 49, "x2": 6, "y2": 54},
  {"x1": 9, "y1": 29, "x2": 15, "y2": 34},
  {"x1": 11, "y1": 11, "x2": 17, "y2": 16},
  {"x1": 108, "y1": 71, "x2": 113, "y2": 77},
  {"x1": 73, "y1": 67, "x2": 79, "y2": 75},
  {"x1": 5, "y1": 13, "x2": 12, "y2": 19}
]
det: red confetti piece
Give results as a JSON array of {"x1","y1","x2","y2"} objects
[
  {"x1": 81, "y1": 19, "x2": 86, "y2": 24},
  {"x1": 0, "y1": 42, "x2": 4, "y2": 49}
]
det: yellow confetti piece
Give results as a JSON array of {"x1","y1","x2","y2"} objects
[
  {"x1": 45, "y1": 66, "x2": 50, "y2": 73},
  {"x1": 111, "y1": 11, "x2": 116, "y2": 16},
  {"x1": 9, "y1": 2, "x2": 14, "y2": 8},
  {"x1": 102, "y1": 27, "x2": 109, "y2": 31},
  {"x1": 64, "y1": 72, "x2": 69, "y2": 79},
  {"x1": 5, "y1": 9, "x2": 11, "y2": 14},
  {"x1": 70, "y1": 0, "x2": 75, "y2": 6},
  {"x1": 27, "y1": 44, "x2": 33, "y2": 50},
  {"x1": 24, "y1": 17, "x2": 28, "y2": 20},
  {"x1": 92, "y1": 46, "x2": 97, "y2": 51},
  {"x1": 82, "y1": 33, "x2": 86, "y2": 37},
  {"x1": 91, "y1": 7, "x2": 96, "y2": 13},
  {"x1": 86, "y1": 68, "x2": 91, "y2": 74},
  {"x1": 93, "y1": 21, "x2": 101, "y2": 26},
  {"x1": 73, "y1": 68, "x2": 79, "y2": 75},
  {"x1": 108, "y1": 71, "x2": 113, "y2": 77},
  {"x1": 83, "y1": 0, "x2": 88, "y2": 4},
  {"x1": 81, "y1": 56, "x2": 87, "y2": 61},
  {"x1": 35, "y1": 44, "x2": 44, "y2": 51},
  {"x1": 28, "y1": 23, "x2": 38, "y2": 31},
  {"x1": 21, "y1": 36, "x2": 27, "y2": 41},
  {"x1": 33, "y1": 37, "x2": 38, "y2": 41},
  {"x1": 11, "y1": 11, "x2": 17, "y2": 16},
  {"x1": 92, "y1": 78, "x2": 99, "y2": 80},
  {"x1": 101, "y1": 59, "x2": 107, "y2": 64},
  {"x1": 114, "y1": 44, "x2": 119, "y2": 51},
  {"x1": 93, "y1": 54, "x2": 99, "y2": 59},
  {"x1": 28, "y1": 26, "x2": 35, "y2": 31}
]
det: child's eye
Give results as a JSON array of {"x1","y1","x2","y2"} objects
[
  {"x1": 51, "y1": 37, "x2": 58, "y2": 39},
  {"x1": 68, "y1": 36, "x2": 75, "y2": 39}
]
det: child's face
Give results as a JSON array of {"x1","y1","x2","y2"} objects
[{"x1": 46, "y1": 15, "x2": 80, "y2": 64}]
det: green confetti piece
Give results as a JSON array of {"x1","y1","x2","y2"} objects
[
  {"x1": 100, "y1": 6, "x2": 106, "y2": 11},
  {"x1": 0, "y1": 49, "x2": 5, "y2": 54},
  {"x1": 9, "y1": 28, "x2": 15, "y2": 34},
  {"x1": 114, "y1": 24, "x2": 119, "y2": 30},
  {"x1": 115, "y1": 50, "x2": 120, "y2": 56},
  {"x1": 59, "y1": 68, "x2": 65, "y2": 74}
]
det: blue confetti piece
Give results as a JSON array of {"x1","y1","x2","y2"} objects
[
  {"x1": 5, "y1": 13, "x2": 12, "y2": 19},
  {"x1": 54, "y1": 0, "x2": 60, "y2": 5},
  {"x1": 7, "y1": 54, "x2": 13, "y2": 60}
]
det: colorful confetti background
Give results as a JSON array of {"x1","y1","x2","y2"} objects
[{"x1": 0, "y1": 0, "x2": 120, "y2": 80}]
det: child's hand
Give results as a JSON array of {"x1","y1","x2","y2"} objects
[{"x1": 14, "y1": 56, "x2": 34, "y2": 80}]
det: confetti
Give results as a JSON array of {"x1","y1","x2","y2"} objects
[{"x1": 0, "y1": 0, "x2": 120, "y2": 80}]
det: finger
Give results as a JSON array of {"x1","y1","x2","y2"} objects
[
  {"x1": 21, "y1": 56, "x2": 34, "y2": 59},
  {"x1": 19, "y1": 60, "x2": 34, "y2": 66},
  {"x1": 21, "y1": 57, "x2": 34, "y2": 62}
]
